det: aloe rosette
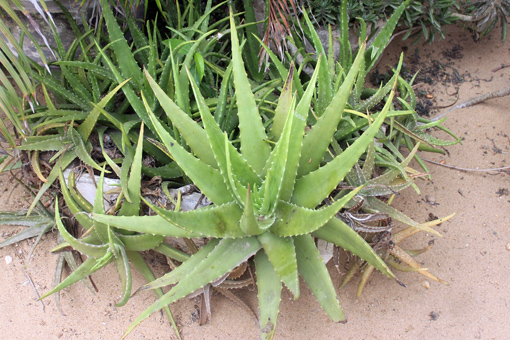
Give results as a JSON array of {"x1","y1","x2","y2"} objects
[{"x1": 92, "y1": 11, "x2": 401, "y2": 339}]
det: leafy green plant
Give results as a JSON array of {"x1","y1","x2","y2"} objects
[
  {"x1": 38, "y1": 126, "x2": 189, "y2": 338},
  {"x1": 0, "y1": 1, "x2": 462, "y2": 339},
  {"x1": 86, "y1": 9, "x2": 407, "y2": 338},
  {"x1": 334, "y1": 142, "x2": 456, "y2": 296},
  {"x1": 266, "y1": 0, "x2": 458, "y2": 299},
  {"x1": 289, "y1": 1, "x2": 460, "y2": 174},
  {"x1": 0, "y1": 0, "x2": 235, "y2": 216},
  {"x1": 304, "y1": 0, "x2": 509, "y2": 43},
  {"x1": 457, "y1": 0, "x2": 510, "y2": 40}
]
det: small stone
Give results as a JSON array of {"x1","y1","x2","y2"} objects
[
  {"x1": 506, "y1": 243, "x2": 510, "y2": 251},
  {"x1": 421, "y1": 280, "x2": 430, "y2": 289},
  {"x1": 5, "y1": 255, "x2": 13, "y2": 265},
  {"x1": 424, "y1": 195, "x2": 437, "y2": 205}
]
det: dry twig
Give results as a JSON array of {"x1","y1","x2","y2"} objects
[
  {"x1": 421, "y1": 158, "x2": 510, "y2": 173},
  {"x1": 432, "y1": 86, "x2": 510, "y2": 121}
]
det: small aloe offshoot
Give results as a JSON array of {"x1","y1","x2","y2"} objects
[
  {"x1": 39, "y1": 125, "x2": 188, "y2": 339},
  {"x1": 334, "y1": 139, "x2": 456, "y2": 296},
  {"x1": 93, "y1": 10, "x2": 401, "y2": 339}
]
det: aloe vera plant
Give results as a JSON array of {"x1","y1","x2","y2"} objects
[
  {"x1": 88, "y1": 11, "x2": 405, "y2": 339},
  {"x1": 281, "y1": 0, "x2": 460, "y2": 176}
]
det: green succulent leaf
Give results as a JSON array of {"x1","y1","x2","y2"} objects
[
  {"x1": 187, "y1": 67, "x2": 261, "y2": 190},
  {"x1": 117, "y1": 233, "x2": 165, "y2": 252},
  {"x1": 298, "y1": 42, "x2": 366, "y2": 178},
  {"x1": 145, "y1": 70, "x2": 217, "y2": 167},
  {"x1": 145, "y1": 99, "x2": 233, "y2": 205},
  {"x1": 259, "y1": 94, "x2": 295, "y2": 216},
  {"x1": 229, "y1": 9, "x2": 270, "y2": 173},
  {"x1": 142, "y1": 239, "x2": 220, "y2": 291},
  {"x1": 254, "y1": 251, "x2": 282, "y2": 340},
  {"x1": 91, "y1": 166, "x2": 110, "y2": 242},
  {"x1": 365, "y1": 0, "x2": 413, "y2": 72},
  {"x1": 77, "y1": 78, "x2": 130, "y2": 140},
  {"x1": 271, "y1": 186, "x2": 361, "y2": 237},
  {"x1": 91, "y1": 213, "x2": 203, "y2": 238},
  {"x1": 58, "y1": 170, "x2": 96, "y2": 232},
  {"x1": 18, "y1": 135, "x2": 70, "y2": 151},
  {"x1": 122, "y1": 237, "x2": 261, "y2": 338},
  {"x1": 143, "y1": 199, "x2": 250, "y2": 238},
  {"x1": 0, "y1": 211, "x2": 54, "y2": 249},
  {"x1": 293, "y1": 80, "x2": 397, "y2": 208},
  {"x1": 268, "y1": 64, "x2": 294, "y2": 141},
  {"x1": 118, "y1": 124, "x2": 144, "y2": 216},
  {"x1": 240, "y1": 188, "x2": 266, "y2": 235},
  {"x1": 313, "y1": 217, "x2": 395, "y2": 280},
  {"x1": 364, "y1": 196, "x2": 441, "y2": 237},
  {"x1": 54, "y1": 202, "x2": 107, "y2": 258},
  {"x1": 295, "y1": 234, "x2": 345, "y2": 322},
  {"x1": 41, "y1": 256, "x2": 113, "y2": 301},
  {"x1": 257, "y1": 232, "x2": 299, "y2": 298},
  {"x1": 127, "y1": 251, "x2": 181, "y2": 340},
  {"x1": 279, "y1": 60, "x2": 320, "y2": 202},
  {"x1": 69, "y1": 127, "x2": 103, "y2": 171},
  {"x1": 28, "y1": 151, "x2": 76, "y2": 215},
  {"x1": 113, "y1": 245, "x2": 132, "y2": 307}
]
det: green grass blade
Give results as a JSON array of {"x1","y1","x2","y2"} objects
[{"x1": 295, "y1": 234, "x2": 345, "y2": 322}]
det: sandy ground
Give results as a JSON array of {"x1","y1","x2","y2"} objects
[{"x1": 1, "y1": 24, "x2": 509, "y2": 340}]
